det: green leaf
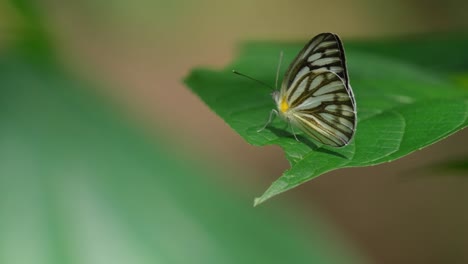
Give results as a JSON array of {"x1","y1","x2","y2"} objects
[{"x1": 184, "y1": 34, "x2": 468, "y2": 206}]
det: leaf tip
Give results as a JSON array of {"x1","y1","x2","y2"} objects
[
  {"x1": 253, "y1": 179, "x2": 290, "y2": 207},
  {"x1": 253, "y1": 197, "x2": 264, "y2": 207}
]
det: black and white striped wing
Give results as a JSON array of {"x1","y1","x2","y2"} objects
[
  {"x1": 288, "y1": 71, "x2": 356, "y2": 147},
  {"x1": 283, "y1": 33, "x2": 356, "y2": 147},
  {"x1": 282, "y1": 33, "x2": 350, "y2": 91}
]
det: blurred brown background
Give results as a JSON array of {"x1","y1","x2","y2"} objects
[{"x1": 3, "y1": 0, "x2": 468, "y2": 263}]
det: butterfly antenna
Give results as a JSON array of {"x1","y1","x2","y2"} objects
[
  {"x1": 275, "y1": 51, "x2": 283, "y2": 90},
  {"x1": 232, "y1": 70, "x2": 274, "y2": 91}
]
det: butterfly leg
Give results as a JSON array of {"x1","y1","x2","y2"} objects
[
  {"x1": 289, "y1": 122, "x2": 300, "y2": 142},
  {"x1": 257, "y1": 109, "x2": 278, "y2": 132}
]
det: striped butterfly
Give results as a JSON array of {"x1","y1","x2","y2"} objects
[{"x1": 256, "y1": 33, "x2": 357, "y2": 147}]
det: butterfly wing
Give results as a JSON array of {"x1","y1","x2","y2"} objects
[
  {"x1": 282, "y1": 33, "x2": 356, "y2": 147},
  {"x1": 282, "y1": 33, "x2": 350, "y2": 96},
  {"x1": 288, "y1": 71, "x2": 356, "y2": 146}
]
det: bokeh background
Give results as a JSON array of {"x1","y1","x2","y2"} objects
[{"x1": 1, "y1": 0, "x2": 468, "y2": 263}]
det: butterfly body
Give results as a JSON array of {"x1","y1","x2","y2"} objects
[
  {"x1": 272, "y1": 91, "x2": 298, "y2": 125},
  {"x1": 269, "y1": 33, "x2": 357, "y2": 147}
]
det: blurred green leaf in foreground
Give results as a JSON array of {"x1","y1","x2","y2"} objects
[
  {"x1": 185, "y1": 34, "x2": 468, "y2": 205},
  {"x1": 0, "y1": 53, "x2": 361, "y2": 263}
]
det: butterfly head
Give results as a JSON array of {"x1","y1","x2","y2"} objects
[{"x1": 271, "y1": 90, "x2": 280, "y2": 103}]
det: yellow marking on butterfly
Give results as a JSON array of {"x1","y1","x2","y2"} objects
[{"x1": 280, "y1": 97, "x2": 289, "y2": 113}]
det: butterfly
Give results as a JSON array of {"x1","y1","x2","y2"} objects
[{"x1": 259, "y1": 32, "x2": 357, "y2": 147}]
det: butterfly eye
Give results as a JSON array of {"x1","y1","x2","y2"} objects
[{"x1": 271, "y1": 91, "x2": 280, "y2": 102}]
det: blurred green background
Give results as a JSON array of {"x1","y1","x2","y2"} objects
[{"x1": 1, "y1": 0, "x2": 468, "y2": 263}]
